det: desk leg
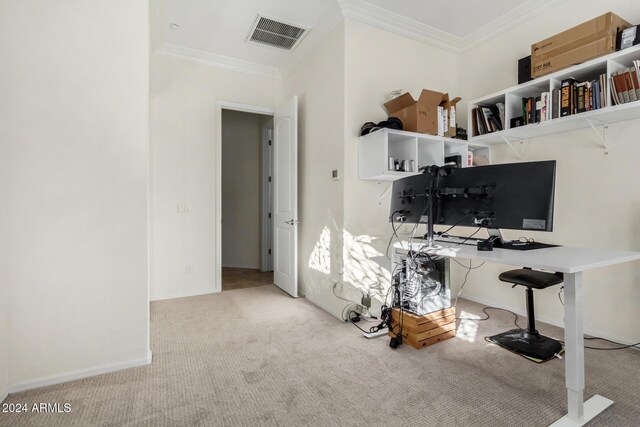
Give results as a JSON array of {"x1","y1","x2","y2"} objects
[{"x1": 550, "y1": 272, "x2": 613, "y2": 426}]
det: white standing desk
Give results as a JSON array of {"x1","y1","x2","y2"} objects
[{"x1": 393, "y1": 240, "x2": 640, "y2": 426}]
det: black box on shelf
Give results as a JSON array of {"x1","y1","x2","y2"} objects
[
  {"x1": 617, "y1": 25, "x2": 640, "y2": 50},
  {"x1": 510, "y1": 116, "x2": 525, "y2": 128},
  {"x1": 445, "y1": 155, "x2": 462, "y2": 168},
  {"x1": 518, "y1": 56, "x2": 533, "y2": 84}
]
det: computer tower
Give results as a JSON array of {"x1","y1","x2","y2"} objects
[{"x1": 394, "y1": 255, "x2": 451, "y2": 316}]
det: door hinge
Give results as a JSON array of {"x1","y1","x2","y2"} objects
[
  {"x1": 268, "y1": 213, "x2": 271, "y2": 219},
  {"x1": 268, "y1": 176, "x2": 272, "y2": 182},
  {"x1": 268, "y1": 249, "x2": 271, "y2": 255},
  {"x1": 268, "y1": 140, "x2": 272, "y2": 146}
]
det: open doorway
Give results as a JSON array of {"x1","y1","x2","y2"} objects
[{"x1": 221, "y1": 109, "x2": 274, "y2": 291}]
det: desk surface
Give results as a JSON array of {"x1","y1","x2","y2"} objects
[{"x1": 394, "y1": 240, "x2": 640, "y2": 273}]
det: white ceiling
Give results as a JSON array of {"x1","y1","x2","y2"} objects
[
  {"x1": 160, "y1": 0, "x2": 340, "y2": 68},
  {"x1": 157, "y1": 0, "x2": 560, "y2": 76}
]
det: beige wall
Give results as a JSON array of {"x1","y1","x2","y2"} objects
[
  {"x1": 281, "y1": 21, "x2": 346, "y2": 316},
  {"x1": 1, "y1": 0, "x2": 150, "y2": 389},
  {"x1": 221, "y1": 110, "x2": 271, "y2": 269},
  {"x1": 0, "y1": 276, "x2": 6, "y2": 400},
  {"x1": 0, "y1": 114, "x2": 6, "y2": 398},
  {"x1": 340, "y1": 19, "x2": 462, "y2": 315},
  {"x1": 150, "y1": 53, "x2": 277, "y2": 300},
  {"x1": 452, "y1": 0, "x2": 640, "y2": 343}
]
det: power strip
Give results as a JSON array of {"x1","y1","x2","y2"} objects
[{"x1": 363, "y1": 328, "x2": 388, "y2": 339}]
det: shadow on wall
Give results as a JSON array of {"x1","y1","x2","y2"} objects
[
  {"x1": 342, "y1": 230, "x2": 388, "y2": 302},
  {"x1": 303, "y1": 209, "x2": 342, "y2": 305},
  {"x1": 305, "y1": 213, "x2": 393, "y2": 317},
  {"x1": 308, "y1": 226, "x2": 331, "y2": 275}
]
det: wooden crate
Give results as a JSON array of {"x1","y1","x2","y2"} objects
[{"x1": 389, "y1": 307, "x2": 456, "y2": 349}]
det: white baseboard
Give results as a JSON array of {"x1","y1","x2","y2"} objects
[
  {"x1": 460, "y1": 294, "x2": 639, "y2": 348},
  {"x1": 305, "y1": 293, "x2": 345, "y2": 321},
  {"x1": 221, "y1": 264, "x2": 260, "y2": 270},
  {"x1": 151, "y1": 288, "x2": 218, "y2": 302},
  {"x1": 0, "y1": 387, "x2": 8, "y2": 403},
  {"x1": 9, "y1": 351, "x2": 152, "y2": 394}
]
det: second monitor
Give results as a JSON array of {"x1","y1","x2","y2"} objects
[{"x1": 390, "y1": 160, "x2": 556, "y2": 245}]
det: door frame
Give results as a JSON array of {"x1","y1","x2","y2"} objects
[
  {"x1": 215, "y1": 101, "x2": 274, "y2": 292},
  {"x1": 260, "y1": 119, "x2": 274, "y2": 272}
]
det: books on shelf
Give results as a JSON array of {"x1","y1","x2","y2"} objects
[
  {"x1": 558, "y1": 74, "x2": 608, "y2": 118},
  {"x1": 551, "y1": 88, "x2": 560, "y2": 119},
  {"x1": 511, "y1": 73, "x2": 609, "y2": 128},
  {"x1": 560, "y1": 78, "x2": 576, "y2": 117},
  {"x1": 540, "y1": 92, "x2": 549, "y2": 122},
  {"x1": 471, "y1": 103, "x2": 504, "y2": 136},
  {"x1": 470, "y1": 46, "x2": 640, "y2": 142},
  {"x1": 610, "y1": 64, "x2": 640, "y2": 105},
  {"x1": 496, "y1": 102, "x2": 506, "y2": 129}
]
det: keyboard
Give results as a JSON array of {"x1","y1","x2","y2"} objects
[{"x1": 434, "y1": 235, "x2": 480, "y2": 246}]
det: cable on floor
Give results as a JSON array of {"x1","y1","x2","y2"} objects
[{"x1": 457, "y1": 306, "x2": 521, "y2": 330}]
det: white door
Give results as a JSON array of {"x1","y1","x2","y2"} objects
[{"x1": 273, "y1": 96, "x2": 298, "y2": 297}]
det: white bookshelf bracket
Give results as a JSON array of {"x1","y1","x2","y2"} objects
[
  {"x1": 377, "y1": 182, "x2": 392, "y2": 205},
  {"x1": 502, "y1": 135, "x2": 528, "y2": 160},
  {"x1": 586, "y1": 118, "x2": 610, "y2": 155}
]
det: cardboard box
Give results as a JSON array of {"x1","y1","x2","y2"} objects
[
  {"x1": 532, "y1": 36, "x2": 616, "y2": 78},
  {"x1": 383, "y1": 90, "x2": 461, "y2": 136},
  {"x1": 532, "y1": 12, "x2": 630, "y2": 58},
  {"x1": 447, "y1": 96, "x2": 462, "y2": 137},
  {"x1": 531, "y1": 12, "x2": 631, "y2": 78}
]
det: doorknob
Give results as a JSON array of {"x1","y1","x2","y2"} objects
[{"x1": 285, "y1": 219, "x2": 300, "y2": 225}]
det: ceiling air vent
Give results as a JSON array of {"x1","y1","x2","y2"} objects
[{"x1": 246, "y1": 15, "x2": 308, "y2": 51}]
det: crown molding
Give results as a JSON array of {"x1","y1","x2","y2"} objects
[
  {"x1": 156, "y1": 43, "x2": 281, "y2": 79},
  {"x1": 280, "y1": 2, "x2": 344, "y2": 78},
  {"x1": 337, "y1": 0, "x2": 566, "y2": 53},
  {"x1": 338, "y1": 0, "x2": 464, "y2": 53},
  {"x1": 461, "y1": 0, "x2": 568, "y2": 52}
]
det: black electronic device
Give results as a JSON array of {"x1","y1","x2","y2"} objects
[
  {"x1": 477, "y1": 238, "x2": 497, "y2": 251},
  {"x1": 389, "y1": 161, "x2": 557, "y2": 246},
  {"x1": 617, "y1": 25, "x2": 640, "y2": 51},
  {"x1": 445, "y1": 154, "x2": 462, "y2": 168},
  {"x1": 518, "y1": 55, "x2": 533, "y2": 84},
  {"x1": 389, "y1": 173, "x2": 430, "y2": 224}
]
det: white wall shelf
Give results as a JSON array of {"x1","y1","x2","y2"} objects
[
  {"x1": 468, "y1": 44, "x2": 640, "y2": 157},
  {"x1": 358, "y1": 128, "x2": 490, "y2": 181}
]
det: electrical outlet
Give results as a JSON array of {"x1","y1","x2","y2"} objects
[
  {"x1": 361, "y1": 294, "x2": 372, "y2": 308},
  {"x1": 177, "y1": 203, "x2": 192, "y2": 213}
]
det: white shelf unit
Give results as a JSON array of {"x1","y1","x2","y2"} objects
[
  {"x1": 468, "y1": 44, "x2": 640, "y2": 156},
  {"x1": 358, "y1": 128, "x2": 490, "y2": 181}
]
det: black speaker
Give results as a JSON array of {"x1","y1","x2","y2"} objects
[{"x1": 518, "y1": 55, "x2": 533, "y2": 84}]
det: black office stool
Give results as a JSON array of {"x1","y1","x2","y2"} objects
[{"x1": 489, "y1": 268, "x2": 564, "y2": 361}]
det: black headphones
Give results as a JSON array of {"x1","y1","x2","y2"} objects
[{"x1": 360, "y1": 117, "x2": 403, "y2": 136}]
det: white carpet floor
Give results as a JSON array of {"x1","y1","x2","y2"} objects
[{"x1": 1, "y1": 284, "x2": 639, "y2": 426}]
